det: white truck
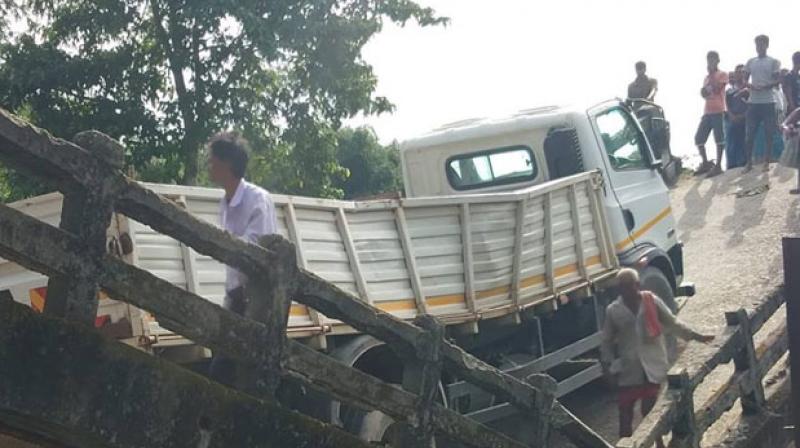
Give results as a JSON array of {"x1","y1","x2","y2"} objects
[{"x1": 1, "y1": 98, "x2": 691, "y2": 440}]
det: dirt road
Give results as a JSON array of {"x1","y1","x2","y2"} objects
[{"x1": 554, "y1": 164, "x2": 799, "y2": 446}]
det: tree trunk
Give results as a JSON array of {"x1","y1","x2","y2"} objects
[
  {"x1": 181, "y1": 135, "x2": 200, "y2": 185},
  {"x1": 151, "y1": 0, "x2": 200, "y2": 186}
]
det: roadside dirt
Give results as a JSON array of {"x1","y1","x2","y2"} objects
[{"x1": 553, "y1": 164, "x2": 799, "y2": 447}]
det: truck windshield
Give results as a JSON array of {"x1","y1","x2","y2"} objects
[{"x1": 446, "y1": 146, "x2": 537, "y2": 190}]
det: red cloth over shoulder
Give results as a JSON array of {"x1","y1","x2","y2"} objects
[{"x1": 641, "y1": 291, "x2": 662, "y2": 338}]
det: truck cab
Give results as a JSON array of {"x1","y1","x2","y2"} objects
[{"x1": 401, "y1": 99, "x2": 686, "y2": 297}]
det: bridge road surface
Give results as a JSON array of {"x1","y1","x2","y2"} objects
[{"x1": 549, "y1": 164, "x2": 800, "y2": 447}]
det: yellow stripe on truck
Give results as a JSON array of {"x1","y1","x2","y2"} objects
[
  {"x1": 29, "y1": 287, "x2": 46, "y2": 313},
  {"x1": 615, "y1": 207, "x2": 672, "y2": 251},
  {"x1": 290, "y1": 304, "x2": 310, "y2": 317},
  {"x1": 365, "y1": 255, "x2": 604, "y2": 313},
  {"x1": 24, "y1": 257, "x2": 607, "y2": 319}
]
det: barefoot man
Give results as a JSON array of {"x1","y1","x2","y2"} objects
[{"x1": 601, "y1": 269, "x2": 714, "y2": 446}]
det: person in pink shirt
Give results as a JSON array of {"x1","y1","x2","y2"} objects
[{"x1": 694, "y1": 51, "x2": 730, "y2": 177}]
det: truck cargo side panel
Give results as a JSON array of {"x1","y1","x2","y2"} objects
[{"x1": 1, "y1": 174, "x2": 618, "y2": 344}]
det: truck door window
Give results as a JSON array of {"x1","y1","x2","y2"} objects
[
  {"x1": 446, "y1": 146, "x2": 537, "y2": 190},
  {"x1": 595, "y1": 108, "x2": 648, "y2": 171}
]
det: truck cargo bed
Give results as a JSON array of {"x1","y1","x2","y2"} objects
[{"x1": 0, "y1": 171, "x2": 618, "y2": 345}]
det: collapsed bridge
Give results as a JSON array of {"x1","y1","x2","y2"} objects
[
  {"x1": 0, "y1": 107, "x2": 793, "y2": 448},
  {"x1": 0, "y1": 109, "x2": 615, "y2": 447}
]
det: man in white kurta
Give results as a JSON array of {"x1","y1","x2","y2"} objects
[
  {"x1": 206, "y1": 131, "x2": 277, "y2": 386},
  {"x1": 601, "y1": 269, "x2": 713, "y2": 445},
  {"x1": 219, "y1": 179, "x2": 278, "y2": 305}
]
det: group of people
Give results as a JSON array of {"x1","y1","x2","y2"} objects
[
  {"x1": 629, "y1": 35, "x2": 800, "y2": 192},
  {"x1": 693, "y1": 34, "x2": 800, "y2": 182},
  {"x1": 605, "y1": 37, "x2": 800, "y2": 445}
]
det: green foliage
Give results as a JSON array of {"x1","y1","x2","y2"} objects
[
  {"x1": 0, "y1": 0, "x2": 445, "y2": 200},
  {"x1": 0, "y1": 104, "x2": 52, "y2": 202},
  {"x1": 334, "y1": 126, "x2": 402, "y2": 199}
]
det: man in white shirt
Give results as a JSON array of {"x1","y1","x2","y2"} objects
[
  {"x1": 743, "y1": 34, "x2": 782, "y2": 172},
  {"x1": 601, "y1": 269, "x2": 713, "y2": 446},
  {"x1": 206, "y1": 131, "x2": 277, "y2": 385}
]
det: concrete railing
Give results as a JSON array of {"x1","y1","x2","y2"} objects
[
  {"x1": 0, "y1": 108, "x2": 614, "y2": 447},
  {"x1": 616, "y1": 288, "x2": 788, "y2": 448}
]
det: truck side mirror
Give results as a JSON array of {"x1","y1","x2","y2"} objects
[{"x1": 645, "y1": 118, "x2": 669, "y2": 169}]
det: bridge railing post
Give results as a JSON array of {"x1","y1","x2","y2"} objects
[
  {"x1": 44, "y1": 131, "x2": 124, "y2": 325},
  {"x1": 667, "y1": 369, "x2": 700, "y2": 448},
  {"x1": 524, "y1": 373, "x2": 557, "y2": 446},
  {"x1": 239, "y1": 235, "x2": 296, "y2": 397},
  {"x1": 399, "y1": 314, "x2": 445, "y2": 447},
  {"x1": 782, "y1": 236, "x2": 800, "y2": 448},
  {"x1": 724, "y1": 308, "x2": 765, "y2": 415}
]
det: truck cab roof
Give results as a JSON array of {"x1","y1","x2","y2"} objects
[
  {"x1": 399, "y1": 101, "x2": 621, "y2": 198},
  {"x1": 400, "y1": 103, "x2": 591, "y2": 153}
]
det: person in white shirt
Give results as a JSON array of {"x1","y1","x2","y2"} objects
[
  {"x1": 743, "y1": 34, "x2": 782, "y2": 173},
  {"x1": 206, "y1": 131, "x2": 277, "y2": 385},
  {"x1": 601, "y1": 269, "x2": 713, "y2": 446}
]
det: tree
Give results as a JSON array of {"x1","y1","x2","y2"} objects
[
  {"x1": 0, "y1": 0, "x2": 445, "y2": 198},
  {"x1": 334, "y1": 126, "x2": 403, "y2": 199}
]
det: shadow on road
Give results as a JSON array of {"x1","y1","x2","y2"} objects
[
  {"x1": 678, "y1": 174, "x2": 732, "y2": 243},
  {"x1": 721, "y1": 172, "x2": 770, "y2": 248}
]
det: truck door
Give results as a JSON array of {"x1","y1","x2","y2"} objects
[{"x1": 590, "y1": 104, "x2": 677, "y2": 255}]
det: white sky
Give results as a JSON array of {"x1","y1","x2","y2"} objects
[{"x1": 354, "y1": 0, "x2": 800, "y2": 161}]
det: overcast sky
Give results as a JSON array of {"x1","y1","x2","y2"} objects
[{"x1": 354, "y1": 0, "x2": 800, "y2": 162}]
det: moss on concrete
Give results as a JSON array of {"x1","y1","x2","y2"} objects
[{"x1": 0, "y1": 299, "x2": 369, "y2": 448}]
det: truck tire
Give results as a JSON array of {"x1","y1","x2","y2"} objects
[
  {"x1": 328, "y1": 335, "x2": 447, "y2": 443},
  {"x1": 358, "y1": 410, "x2": 401, "y2": 443},
  {"x1": 639, "y1": 266, "x2": 678, "y2": 363},
  {"x1": 328, "y1": 335, "x2": 390, "y2": 430}
]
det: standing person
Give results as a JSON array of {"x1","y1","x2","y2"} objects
[
  {"x1": 628, "y1": 61, "x2": 658, "y2": 101},
  {"x1": 743, "y1": 35, "x2": 782, "y2": 173},
  {"x1": 726, "y1": 65, "x2": 749, "y2": 169},
  {"x1": 694, "y1": 51, "x2": 729, "y2": 176},
  {"x1": 783, "y1": 52, "x2": 800, "y2": 114},
  {"x1": 780, "y1": 107, "x2": 800, "y2": 194},
  {"x1": 601, "y1": 269, "x2": 714, "y2": 447},
  {"x1": 206, "y1": 131, "x2": 278, "y2": 386}
]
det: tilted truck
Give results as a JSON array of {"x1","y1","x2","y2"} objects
[{"x1": 1, "y1": 98, "x2": 692, "y2": 441}]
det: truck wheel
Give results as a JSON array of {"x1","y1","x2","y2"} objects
[
  {"x1": 358, "y1": 410, "x2": 398, "y2": 442},
  {"x1": 328, "y1": 335, "x2": 447, "y2": 443},
  {"x1": 328, "y1": 336, "x2": 391, "y2": 431},
  {"x1": 639, "y1": 266, "x2": 678, "y2": 363}
]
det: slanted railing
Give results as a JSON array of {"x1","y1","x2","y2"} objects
[
  {"x1": 616, "y1": 287, "x2": 788, "y2": 448},
  {"x1": 0, "y1": 109, "x2": 614, "y2": 447}
]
